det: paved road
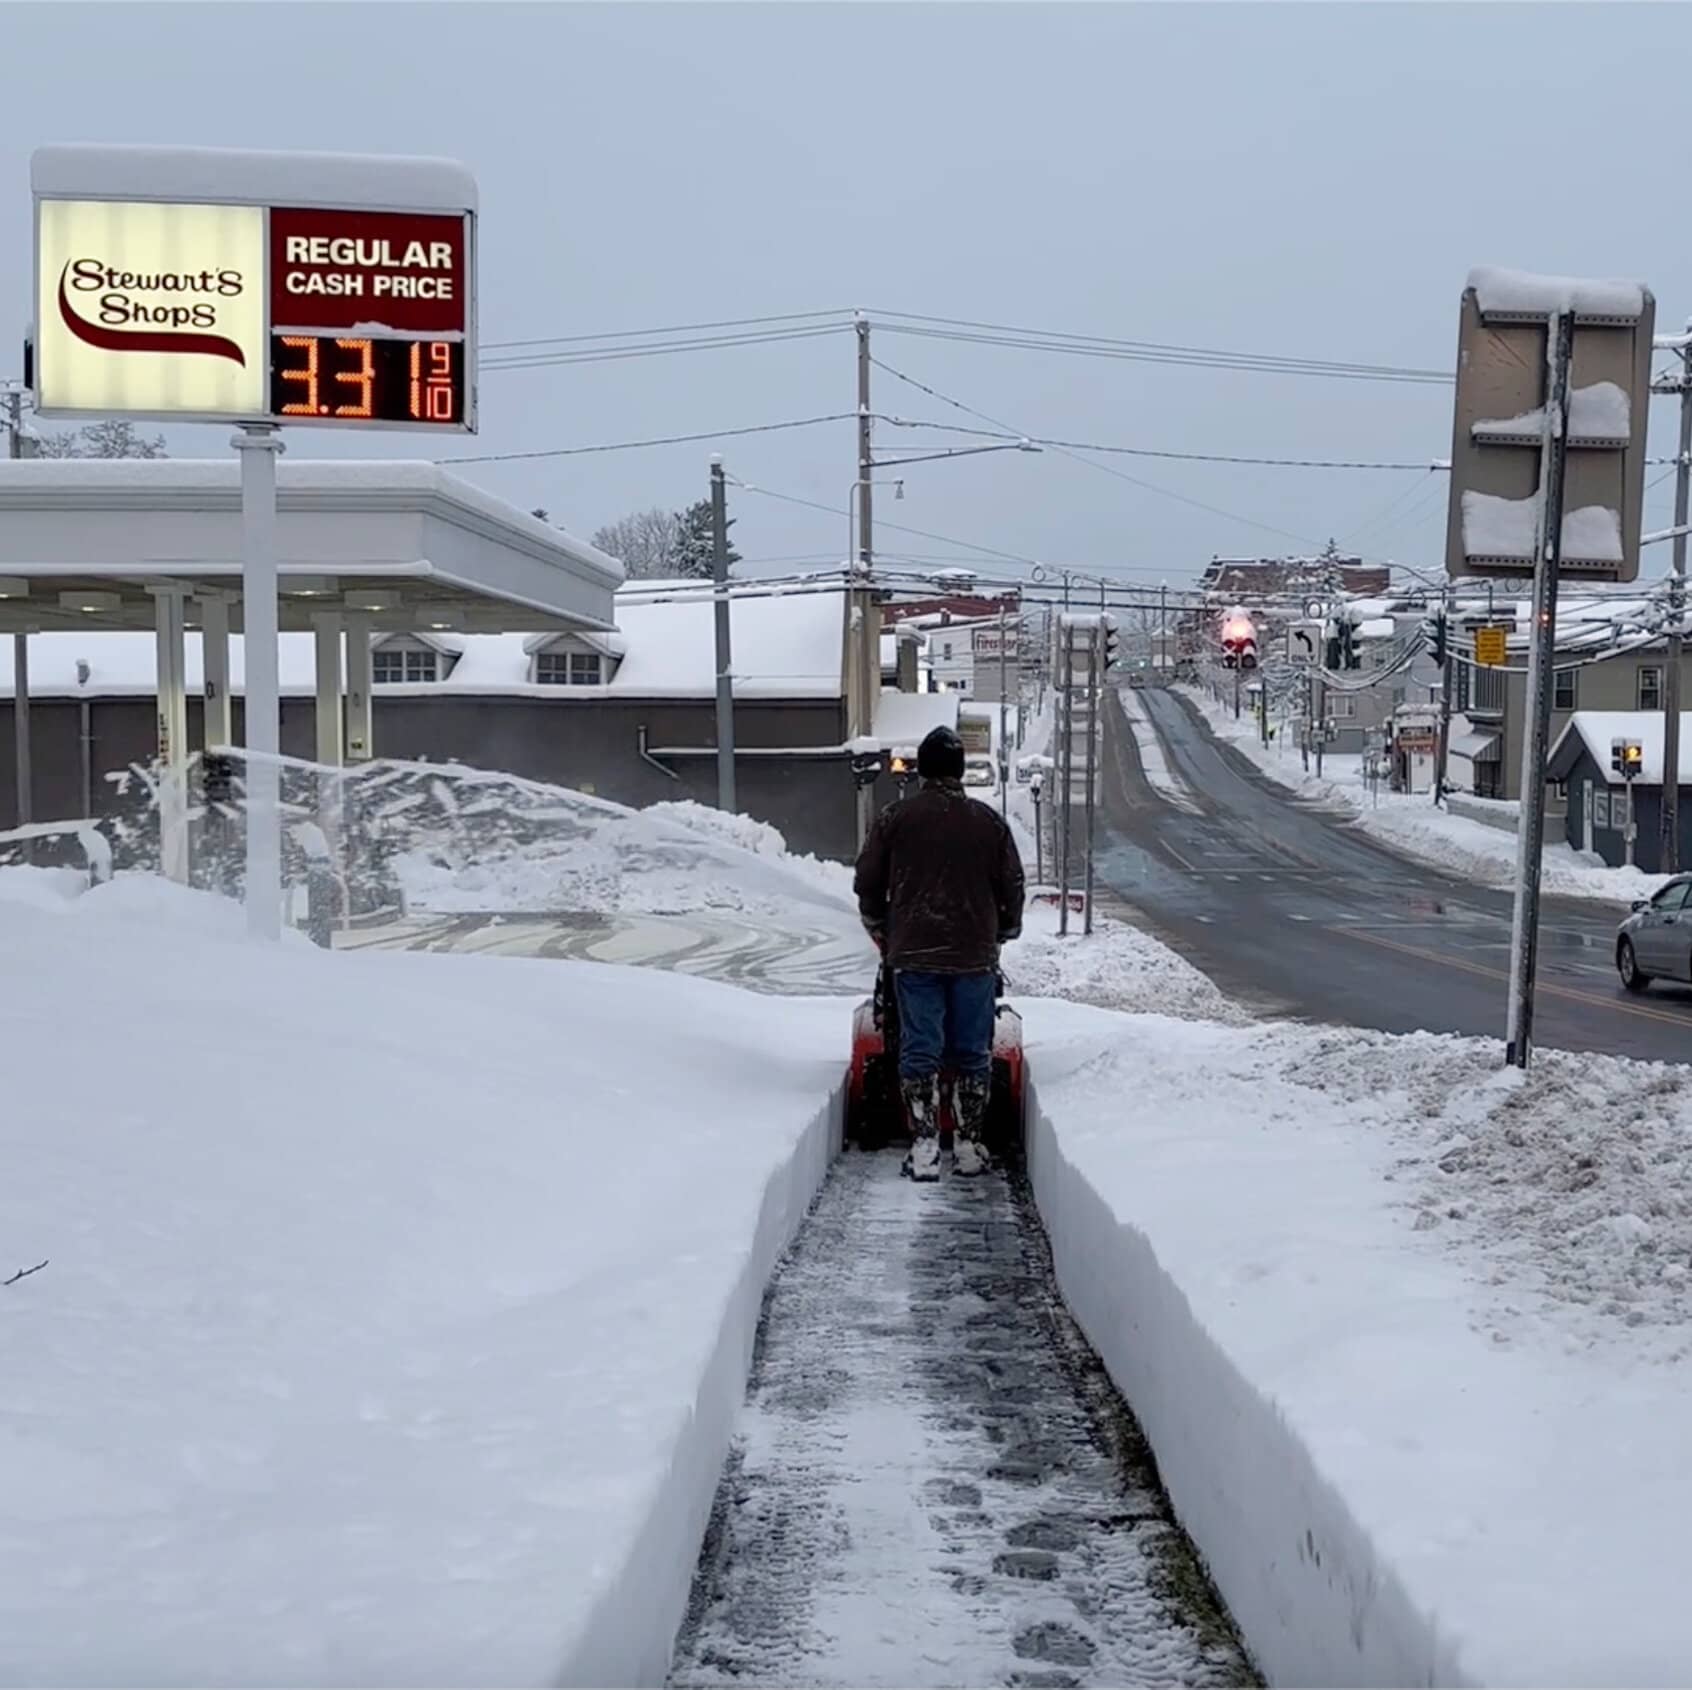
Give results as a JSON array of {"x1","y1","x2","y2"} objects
[{"x1": 1097, "y1": 686, "x2": 1692, "y2": 1064}]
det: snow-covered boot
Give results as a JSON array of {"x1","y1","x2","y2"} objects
[
  {"x1": 951, "y1": 1073, "x2": 993, "y2": 1177},
  {"x1": 901, "y1": 1075, "x2": 942, "y2": 1181}
]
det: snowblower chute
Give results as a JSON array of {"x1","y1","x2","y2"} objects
[{"x1": 846, "y1": 964, "x2": 1025, "y2": 1156}]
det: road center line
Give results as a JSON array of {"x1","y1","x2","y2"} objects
[{"x1": 1333, "y1": 925, "x2": 1692, "y2": 1032}]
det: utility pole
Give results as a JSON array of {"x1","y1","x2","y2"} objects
[
  {"x1": 853, "y1": 315, "x2": 877, "y2": 849},
  {"x1": 1082, "y1": 622, "x2": 1099, "y2": 936},
  {"x1": 1505, "y1": 309, "x2": 1575, "y2": 1072},
  {"x1": 709, "y1": 456, "x2": 736, "y2": 814},
  {"x1": 997, "y1": 600, "x2": 1009, "y2": 818},
  {"x1": 1660, "y1": 332, "x2": 1692, "y2": 873}
]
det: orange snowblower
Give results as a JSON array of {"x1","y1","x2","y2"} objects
[{"x1": 845, "y1": 962, "x2": 1026, "y2": 1157}]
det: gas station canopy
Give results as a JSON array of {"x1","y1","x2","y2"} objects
[{"x1": 0, "y1": 459, "x2": 621, "y2": 633}]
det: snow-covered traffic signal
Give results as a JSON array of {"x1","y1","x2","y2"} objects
[
  {"x1": 1612, "y1": 738, "x2": 1644, "y2": 779},
  {"x1": 1220, "y1": 610, "x2": 1258, "y2": 670}
]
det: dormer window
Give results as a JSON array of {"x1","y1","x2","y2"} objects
[
  {"x1": 373, "y1": 646, "x2": 440, "y2": 684},
  {"x1": 535, "y1": 650, "x2": 603, "y2": 685}
]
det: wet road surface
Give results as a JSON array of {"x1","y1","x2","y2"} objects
[
  {"x1": 1100, "y1": 686, "x2": 1691, "y2": 1064},
  {"x1": 334, "y1": 908, "x2": 874, "y2": 998},
  {"x1": 669, "y1": 1150, "x2": 1255, "y2": 1689}
]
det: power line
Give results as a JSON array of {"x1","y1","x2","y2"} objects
[
  {"x1": 729, "y1": 477, "x2": 1042, "y2": 567},
  {"x1": 440, "y1": 413, "x2": 856, "y2": 465},
  {"x1": 482, "y1": 324, "x2": 851, "y2": 372},
  {"x1": 484, "y1": 308, "x2": 851, "y2": 353},
  {"x1": 870, "y1": 350, "x2": 1324, "y2": 548},
  {"x1": 869, "y1": 311, "x2": 1453, "y2": 385}
]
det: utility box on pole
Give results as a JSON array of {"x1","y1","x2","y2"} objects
[{"x1": 1445, "y1": 268, "x2": 1654, "y2": 581}]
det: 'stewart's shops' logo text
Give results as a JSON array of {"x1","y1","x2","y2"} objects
[
  {"x1": 57, "y1": 258, "x2": 250, "y2": 364},
  {"x1": 36, "y1": 199, "x2": 265, "y2": 417}
]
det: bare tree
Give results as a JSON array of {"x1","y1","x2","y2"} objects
[
  {"x1": 592, "y1": 506, "x2": 687, "y2": 578},
  {"x1": 35, "y1": 418, "x2": 167, "y2": 459}
]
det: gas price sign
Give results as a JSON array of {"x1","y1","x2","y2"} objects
[
  {"x1": 270, "y1": 335, "x2": 465, "y2": 425},
  {"x1": 33, "y1": 171, "x2": 476, "y2": 432}
]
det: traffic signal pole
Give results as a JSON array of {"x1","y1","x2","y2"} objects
[
  {"x1": 1504, "y1": 308, "x2": 1575, "y2": 1072},
  {"x1": 1434, "y1": 588, "x2": 1454, "y2": 807}
]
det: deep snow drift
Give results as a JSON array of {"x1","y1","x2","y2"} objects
[{"x1": 0, "y1": 871, "x2": 844, "y2": 1686}]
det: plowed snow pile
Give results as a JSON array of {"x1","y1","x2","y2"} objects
[{"x1": 0, "y1": 870, "x2": 844, "y2": 1685}]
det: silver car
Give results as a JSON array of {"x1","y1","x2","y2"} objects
[{"x1": 1616, "y1": 875, "x2": 1692, "y2": 991}]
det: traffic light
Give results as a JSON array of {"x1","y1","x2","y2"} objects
[
  {"x1": 1339, "y1": 619, "x2": 1360, "y2": 671},
  {"x1": 1424, "y1": 612, "x2": 1449, "y2": 669},
  {"x1": 1101, "y1": 615, "x2": 1120, "y2": 670},
  {"x1": 1612, "y1": 738, "x2": 1644, "y2": 779},
  {"x1": 1220, "y1": 610, "x2": 1257, "y2": 670}
]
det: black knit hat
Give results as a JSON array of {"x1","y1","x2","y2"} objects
[{"x1": 917, "y1": 725, "x2": 965, "y2": 780}]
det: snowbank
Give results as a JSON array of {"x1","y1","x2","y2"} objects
[
  {"x1": 0, "y1": 875, "x2": 846, "y2": 1685},
  {"x1": 1024, "y1": 1001, "x2": 1692, "y2": 1685},
  {"x1": 1003, "y1": 899, "x2": 1247, "y2": 1025},
  {"x1": 1117, "y1": 685, "x2": 1202, "y2": 814},
  {"x1": 1180, "y1": 685, "x2": 1663, "y2": 905},
  {"x1": 368, "y1": 763, "x2": 863, "y2": 929}
]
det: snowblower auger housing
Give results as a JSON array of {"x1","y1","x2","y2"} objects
[{"x1": 845, "y1": 962, "x2": 1025, "y2": 1157}]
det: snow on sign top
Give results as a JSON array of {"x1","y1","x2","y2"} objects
[
  {"x1": 31, "y1": 144, "x2": 477, "y2": 212},
  {"x1": 1468, "y1": 266, "x2": 1646, "y2": 321}
]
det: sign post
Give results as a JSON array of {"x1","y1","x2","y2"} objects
[
  {"x1": 30, "y1": 145, "x2": 478, "y2": 938},
  {"x1": 1445, "y1": 267, "x2": 1653, "y2": 1069},
  {"x1": 1503, "y1": 309, "x2": 1575, "y2": 1070}
]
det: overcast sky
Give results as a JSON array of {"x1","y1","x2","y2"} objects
[{"x1": 4, "y1": 2, "x2": 1688, "y2": 587}]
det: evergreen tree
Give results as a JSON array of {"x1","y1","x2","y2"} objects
[{"x1": 672, "y1": 497, "x2": 740, "y2": 579}]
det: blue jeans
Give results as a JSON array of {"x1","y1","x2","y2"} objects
[{"x1": 895, "y1": 970, "x2": 997, "y2": 1081}]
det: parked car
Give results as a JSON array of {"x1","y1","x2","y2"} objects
[
  {"x1": 1616, "y1": 876, "x2": 1692, "y2": 991},
  {"x1": 962, "y1": 755, "x2": 996, "y2": 792}
]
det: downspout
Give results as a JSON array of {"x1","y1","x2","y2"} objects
[{"x1": 637, "y1": 724, "x2": 681, "y2": 781}]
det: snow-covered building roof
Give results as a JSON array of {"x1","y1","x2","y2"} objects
[
  {"x1": 1549, "y1": 712, "x2": 1692, "y2": 786},
  {"x1": 872, "y1": 688, "x2": 958, "y2": 749},
  {"x1": 0, "y1": 584, "x2": 847, "y2": 702}
]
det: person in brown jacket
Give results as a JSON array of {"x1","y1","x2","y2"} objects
[{"x1": 853, "y1": 725, "x2": 1026, "y2": 1179}]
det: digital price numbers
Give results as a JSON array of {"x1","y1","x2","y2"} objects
[{"x1": 268, "y1": 335, "x2": 466, "y2": 427}]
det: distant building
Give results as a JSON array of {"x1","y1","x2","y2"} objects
[{"x1": 1201, "y1": 555, "x2": 1391, "y2": 601}]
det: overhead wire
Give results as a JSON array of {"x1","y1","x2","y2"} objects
[
  {"x1": 440, "y1": 413, "x2": 857, "y2": 464},
  {"x1": 869, "y1": 351, "x2": 1325, "y2": 548},
  {"x1": 483, "y1": 308, "x2": 852, "y2": 353}
]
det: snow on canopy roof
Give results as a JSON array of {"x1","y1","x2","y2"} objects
[
  {"x1": 1548, "y1": 711, "x2": 1692, "y2": 785},
  {"x1": 31, "y1": 144, "x2": 476, "y2": 212},
  {"x1": 873, "y1": 688, "x2": 958, "y2": 749},
  {"x1": 1469, "y1": 267, "x2": 1647, "y2": 321},
  {"x1": 0, "y1": 457, "x2": 622, "y2": 588}
]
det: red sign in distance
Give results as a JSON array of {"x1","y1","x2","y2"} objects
[{"x1": 270, "y1": 208, "x2": 466, "y2": 334}]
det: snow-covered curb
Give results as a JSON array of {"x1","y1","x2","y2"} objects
[
  {"x1": 1176, "y1": 684, "x2": 1664, "y2": 905},
  {"x1": 565, "y1": 1084, "x2": 840, "y2": 1686},
  {"x1": 1026, "y1": 1072, "x2": 1456, "y2": 1685},
  {"x1": 1024, "y1": 1001, "x2": 1692, "y2": 1686}
]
